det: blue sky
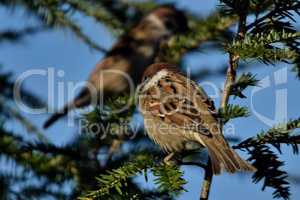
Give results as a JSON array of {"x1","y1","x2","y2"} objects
[{"x1": 1, "y1": 0, "x2": 300, "y2": 199}]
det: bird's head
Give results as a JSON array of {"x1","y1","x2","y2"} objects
[
  {"x1": 141, "y1": 62, "x2": 179, "y2": 82},
  {"x1": 133, "y1": 5, "x2": 188, "y2": 41}
]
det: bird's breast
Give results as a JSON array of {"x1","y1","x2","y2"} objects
[{"x1": 143, "y1": 117, "x2": 204, "y2": 152}]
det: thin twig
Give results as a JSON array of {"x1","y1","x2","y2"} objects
[
  {"x1": 199, "y1": 1, "x2": 249, "y2": 200},
  {"x1": 246, "y1": 3, "x2": 300, "y2": 30},
  {"x1": 221, "y1": 53, "x2": 239, "y2": 107},
  {"x1": 0, "y1": 26, "x2": 48, "y2": 43},
  {"x1": 246, "y1": 8, "x2": 276, "y2": 30},
  {"x1": 179, "y1": 161, "x2": 207, "y2": 169},
  {"x1": 200, "y1": 160, "x2": 213, "y2": 200},
  {"x1": 0, "y1": 96, "x2": 47, "y2": 142}
]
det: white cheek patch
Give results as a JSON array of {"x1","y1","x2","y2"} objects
[
  {"x1": 146, "y1": 14, "x2": 165, "y2": 29},
  {"x1": 142, "y1": 69, "x2": 169, "y2": 91},
  {"x1": 137, "y1": 45, "x2": 155, "y2": 57}
]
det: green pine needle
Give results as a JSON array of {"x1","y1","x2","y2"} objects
[
  {"x1": 231, "y1": 73, "x2": 259, "y2": 98},
  {"x1": 152, "y1": 164, "x2": 187, "y2": 196},
  {"x1": 226, "y1": 30, "x2": 300, "y2": 63},
  {"x1": 219, "y1": 104, "x2": 250, "y2": 123}
]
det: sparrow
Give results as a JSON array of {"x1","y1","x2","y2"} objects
[
  {"x1": 138, "y1": 63, "x2": 256, "y2": 174},
  {"x1": 43, "y1": 6, "x2": 188, "y2": 128}
]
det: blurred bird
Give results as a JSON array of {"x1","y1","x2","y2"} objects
[
  {"x1": 138, "y1": 63, "x2": 256, "y2": 174},
  {"x1": 43, "y1": 6, "x2": 188, "y2": 129}
]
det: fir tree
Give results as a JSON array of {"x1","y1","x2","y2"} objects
[{"x1": 0, "y1": 1, "x2": 300, "y2": 200}]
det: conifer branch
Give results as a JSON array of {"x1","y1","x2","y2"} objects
[
  {"x1": 80, "y1": 155, "x2": 154, "y2": 199},
  {"x1": 0, "y1": 26, "x2": 47, "y2": 43},
  {"x1": 80, "y1": 152, "x2": 186, "y2": 200},
  {"x1": 0, "y1": 96, "x2": 46, "y2": 141},
  {"x1": 0, "y1": 130, "x2": 77, "y2": 182},
  {"x1": 233, "y1": 118, "x2": 300, "y2": 199},
  {"x1": 200, "y1": 1, "x2": 249, "y2": 200},
  {"x1": 230, "y1": 73, "x2": 259, "y2": 98},
  {"x1": 219, "y1": 104, "x2": 250, "y2": 123},
  {"x1": 157, "y1": 13, "x2": 237, "y2": 63},
  {"x1": 246, "y1": 1, "x2": 300, "y2": 31},
  {"x1": 234, "y1": 118, "x2": 300, "y2": 153},
  {"x1": 152, "y1": 164, "x2": 187, "y2": 195},
  {"x1": 226, "y1": 31, "x2": 300, "y2": 63}
]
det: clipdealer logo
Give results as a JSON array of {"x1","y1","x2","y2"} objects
[
  {"x1": 11, "y1": 66, "x2": 289, "y2": 135},
  {"x1": 250, "y1": 67, "x2": 288, "y2": 127}
]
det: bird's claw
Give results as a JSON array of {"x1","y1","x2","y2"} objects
[{"x1": 163, "y1": 153, "x2": 175, "y2": 165}]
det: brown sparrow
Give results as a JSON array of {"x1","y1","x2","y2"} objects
[
  {"x1": 138, "y1": 63, "x2": 256, "y2": 174},
  {"x1": 43, "y1": 6, "x2": 188, "y2": 128}
]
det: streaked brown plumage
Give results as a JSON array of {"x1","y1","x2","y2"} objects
[
  {"x1": 138, "y1": 63, "x2": 256, "y2": 174},
  {"x1": 43, "y1": 6, "x2": 188, "y2": 129}
]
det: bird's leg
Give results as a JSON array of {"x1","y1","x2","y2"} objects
[
  {"x1": 163, "y1": 152, "x2": 175, "y2": 165},
  {"x1": 107, "y1": 139, "x2": 122, "y2": 162}
]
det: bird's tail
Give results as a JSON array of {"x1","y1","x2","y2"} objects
[
  {"x1": 43, "y1": 89, "x2": 91, "y2": 129},
  {"x1": 197, "y1": 136, "x2": 256, "y2": 175},
  {"x1": 43, "y1": 105, "x2": 69, "y2": 129}
]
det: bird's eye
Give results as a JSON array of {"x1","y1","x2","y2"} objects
[
  {"x1": 164, "y1": 19, "x2": 176, "y2": 31},
  {"x1": 143, "y1": 76, "x2": 149, "y2": 82}
]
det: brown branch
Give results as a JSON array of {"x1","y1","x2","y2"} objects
[
  {"x1": 179, "y1": 161, "x2": 207, "y2": 169},
  {"x1": 221, "y1": 0, "x2": 248, "y2": 107},
  {"x1": 199, "y1": 1, "x2": 249, "y2": 200},
  {"x1": 220, "y1": 53, "x2": 239, "y2": 107},
  {"x1": 200, "y1": 159, "x2": 213, "y2": 200}
]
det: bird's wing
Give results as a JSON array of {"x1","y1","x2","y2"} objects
[
  {"x1": 87, "y1": 36, "x2": 134, "y2": 88},
  {"x1": 87, "y1": 55, "x2": 132, "y2": 92},
  {"x1": 139, "y1": 72, "x2": 220, "y2": 136}
]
